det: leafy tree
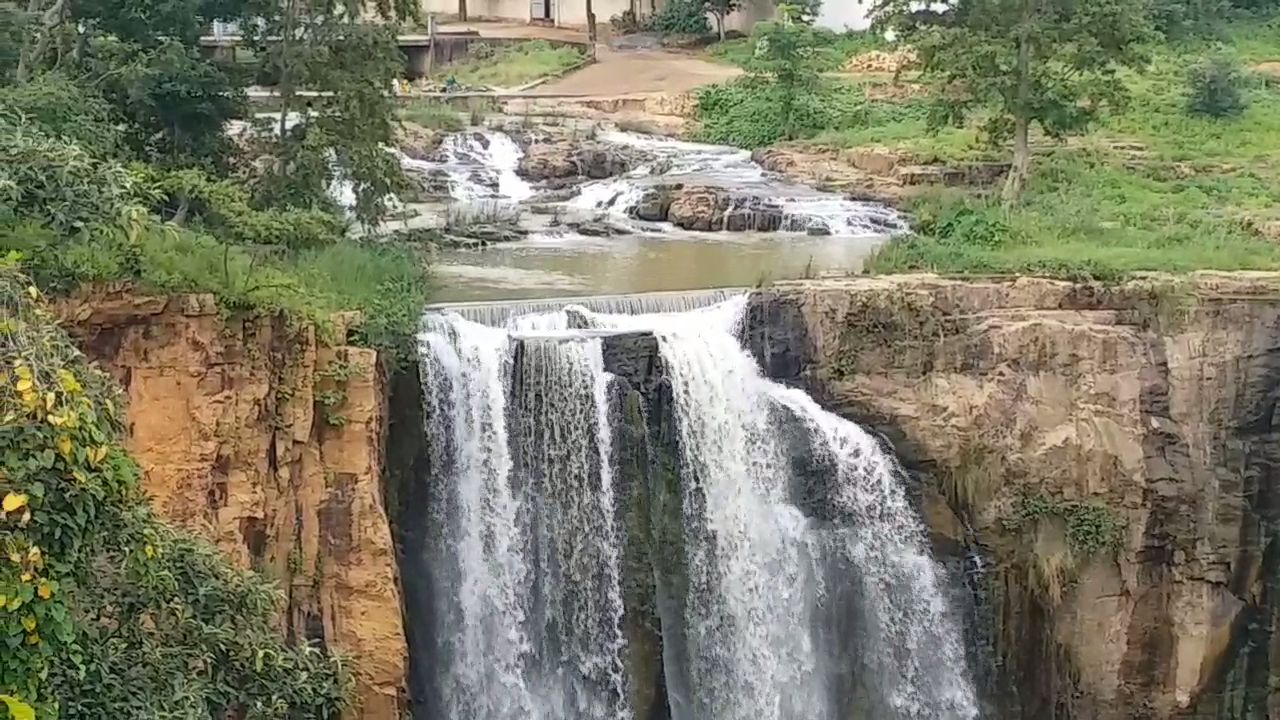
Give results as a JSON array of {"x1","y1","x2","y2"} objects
[
  {"x1": 245, "y1": 0, "x2": 415, "y2": 226},
  {"x1": 871, "y1": 0, "x2": 1157, "y2": 205},
  {"x1": 706, "y1": 0, "x2": 742, "y2": 41}
]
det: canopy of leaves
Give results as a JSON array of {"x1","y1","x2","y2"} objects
[
  {"x1": 872, "y1": 0, "x2": 1157, "y2": 143},
  {"x1": 0, "y1": 261, "x2": 351, "y2": 717}
]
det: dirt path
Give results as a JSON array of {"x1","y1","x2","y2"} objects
[{"x1": 531, "y1": 46, "x2": 740, "y2": 96}]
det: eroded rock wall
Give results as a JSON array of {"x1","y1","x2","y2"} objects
[
  {"x1": 57, "y1": 289, "x2": 407, "y2": 720},
  {"x1": 753, "y1": 273, "x2": 1280, "y2": 719}
]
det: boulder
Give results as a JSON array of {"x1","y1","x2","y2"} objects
[
  {"x1": 633, "y1": 188, "x2": 676, "y2": 222},
  {"x1": 518, "y1": 143, "x2": 578, "y2": 180},
  {"x1": 667, "y1": 186, "x2": 725, "y2": 231}
]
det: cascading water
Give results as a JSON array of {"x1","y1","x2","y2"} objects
[
  {"x1": 419, "y1": 312, "x2": 630, "y2": 720},
  {"x1": 416, "y1": 292, "x2": 978, "y2": 720},
  {"x1": 403, "y1": 129, "x2": 534, "y2": 202}
]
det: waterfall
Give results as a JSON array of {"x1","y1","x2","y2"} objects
[
  {"x1": 409, "y1": 129, "x2": 534, "y2": 202},
  {"x1": 416, "y1": 293, "x2": 978, "y2": 720}
]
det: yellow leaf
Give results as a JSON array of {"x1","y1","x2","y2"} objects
[
  {"x1": 24, "y1": 633, "x2": 39, "y2": 646},
  {"x1": 144, "y1": 544, "x2": 156, "y2": 559},
  {"x1": 0, "y1": 694, "x2": 35, "y2": 720},
  {"x1": 19, "y1": 572, "x2": 30, "y2": 583},
  {"x1": 5, "y1": 597, "x2": 20, "y2": 611},
  {"x1": 20, "y1": 615, "x2": 35, "y2": 632},
  {"x1": 6, "y1": 551, "x2": 18, "y2": 563},
  {"x1": 25, "y1": 285, "x2": 37, "y2": 299},
  {"x1": 0, "y1": 595, "x2": 6, "y2": 608},
  {"x1": 44, "y1": 392, "x2": 55, "y2": 411},
  {"x1": 27, "y1": 546, "x2": 41, "y2": 565},
  {"x1": 47, "y1": 413, "x2": 65, "y2": 427},
  {"x1": 71, "y1": 470, "x2": 87, "y2": 485},
  {"x1": 14, "y1": 377, "x2": 32, "y2": 393},
  {"x1": 14, "y1": 365, "x2": 31, "y2": 380},
  {"x1": 2, "y1": 493, "x2": 27, "y2": 513},
  {"x1": 19, "y1": 509, "x2": 30, "y2": 526},
  {"x1": 56, "y1": 435, "x2": 71, "y2": 459},
  {"x1": 56, "y1": 369, "x2": 82, "y2": 394},
  {"x1": 36, "y1": 583, "x2": 52, "y2": 600}
]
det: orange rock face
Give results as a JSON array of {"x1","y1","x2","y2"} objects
[{"x1": 58, "y1": 287, "x2": 407, "y2": 720}]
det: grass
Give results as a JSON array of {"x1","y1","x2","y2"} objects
[
  {"x1": 398, "y1": 100, "x2": 465, "y2": 132},
  {"x1": 854, "y1": 19, "x2": 1280, "y2": 279},
  {"x1": 442, "y1": 40, "x2": 585, "y2": 89}
]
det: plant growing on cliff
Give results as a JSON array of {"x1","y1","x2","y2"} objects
[
  {"x1": 1003, "y1": 492, "x2": 1126, "y2": 600},
  {"x1": 869, "y1": 0, "x2": 1157, "y2": 205},
  {"x1": 0, "y1": 260, "x2": 351, "y2": 717}
]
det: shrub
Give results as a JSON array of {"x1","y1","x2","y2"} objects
[
  {"x1": 1186, "y1": 54, "x2": 1250, "y2": 118},
  {"x1": 649, "y1": 0, "x2": 711, "y2": 35},
  {"x1": 695, "y1": 79, "x2": 865, "y2": 147},
  {"x1": 0, "y1": 76, "x2": 123, "y2": 159}
]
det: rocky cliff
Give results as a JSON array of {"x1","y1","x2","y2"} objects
[
  {"x1": 752, "y1": 273, "x2": 1280, "y2": 720},
  {"x1": 57, "y1": 288, "x2": 407, "y2": 720}
]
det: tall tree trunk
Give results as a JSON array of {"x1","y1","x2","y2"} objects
[
  {"x1": 458, "y1": 0, "x2": 467, "y2": 21},
  {"x1": 586, "y1": 0, "x2": 596, "y2": 44},
  {"x1": 1001, "y1": 5, "x2": 1033, "y2": 207},
  {"x1": 716, "y1": 13, "x2": 725, "y2": 41}
]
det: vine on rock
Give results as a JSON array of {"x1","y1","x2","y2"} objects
[{"x1": 0, "y1": 256, "x2": 350, "y2": 718}]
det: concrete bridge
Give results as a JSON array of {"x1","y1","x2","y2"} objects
[{"x1": 198, "y1": 26, "x2": 589, "y2": 79}]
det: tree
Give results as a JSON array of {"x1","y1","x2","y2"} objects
[
  {"x1": 706, "y1": 0, "x2": 741, "y2": 40},
  {"x1": 870, "y1": 0, "x2": 1156, "y2": 205}
]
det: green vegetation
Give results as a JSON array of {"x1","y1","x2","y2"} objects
[
  {"x1": 444, "y1": 41, "x2": 585, "y2": 89},
  {"x1": 399, "y1": 101, "x2": 466, "y2": 132},
  {"x1": 1005, "y1": 493, "x2": 1127, "y2": 557},
  {"x1": 867, "y1": 21, "x2": 1280, "y2": 279},
  {"x1": 873, "y1": 0, "x2": 1157, "y2": 203},
  {"x1": 0, "y1": 263, "x2": 349, "y2": 717},
  {"x1": 707, "y1": 27, "x2": 884, "y2": 70},
  {"x1": 647, "y1": 0, "x2": 711, "y2": 35},
  {"x1": 696, "y1": 13, "x2": 866, "y2": 147}
]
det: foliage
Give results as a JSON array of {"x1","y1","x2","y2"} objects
[
  {"x1": 0, "y1": 262, "x2": 352, "y2": 717},
  {"x1": 138, "y1": 168, "x2": 345, "y2": 250},
  {"x1": 1005, "y1": 493, "x2": 1126, "y2": 556},
  {"x1": 648, "y1": 0, "x2": 711, "y2": 35},
  {"x1": 249, "y1": 23, "x2": 409, "y2": 227},
  {"x1": 442, "y1": 40, "x2": 584, "y2": 89},
  {"x1": 705, "y1": 0, "x2": 742, "y2": 40},
  {"x1": 871, "y1": 0, "x2": 1158, "y2": 203},
  {"x1": 697, "y1": 15, "x2": 861, "y2": 147},
  {"x1": 708, "y1": 27, "x2": 883, "y2": 70},
  {"x1": 696, "y1": 78, "x2": 864, "y2": 147},
  {"x1": 865, "y1": 21, "x2": 1280, "y2": 280},
  {"x1": 1186, "y1": 53, "x2": 1251, "y2": 118},
  {"x1": 0, "y1": 120, "x2": 141, "y2": 236},
  {"x1": 0, "y1": 77, "x2": 123, "y2": 159},
  {"x1": 82, "y1": 38, "x2": 246, "y2": 171}
]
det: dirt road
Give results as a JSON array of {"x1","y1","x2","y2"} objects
[{"x1": 531, "y1": 46, "x2": 740, "y2": 96}]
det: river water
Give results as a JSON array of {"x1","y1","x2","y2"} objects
[{"x1": 398, "y1": 128, "x2": 904, "y2": 302}]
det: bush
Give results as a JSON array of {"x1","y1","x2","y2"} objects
[
  {"x1": 649, "y1": 0, "x2": 710, "y2": 35},
  {"x1": 695, "y1": 79, "x2": 865, "y2": 147},
  {"x1": 1186, "y1": 53, "x2": 1250, "y2": 118},
  {"x1": 0, "y1": 76, "x2": 123, "y2": 159},
  {"x1": 0, "y1": 119, "x2": 141, "y2": 235}
]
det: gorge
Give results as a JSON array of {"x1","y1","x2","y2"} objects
[{"x1": 53, "y1": 125, "x2": 1280, "y2": 720}]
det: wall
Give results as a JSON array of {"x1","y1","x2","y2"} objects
[
  {"x1": 58, "y1": 289, "x2": 408, "y2": 720},
  {"x1": 750, "y1": 273, "x2": 1280, "y2": 719}
]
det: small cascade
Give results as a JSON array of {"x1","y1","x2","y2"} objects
[
  {"x1": 404, "y1": 129, "x2": 534, "y2": 202},
  {"x1": 415, "y1": 293, "x2": 979, "y2": 720}
]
